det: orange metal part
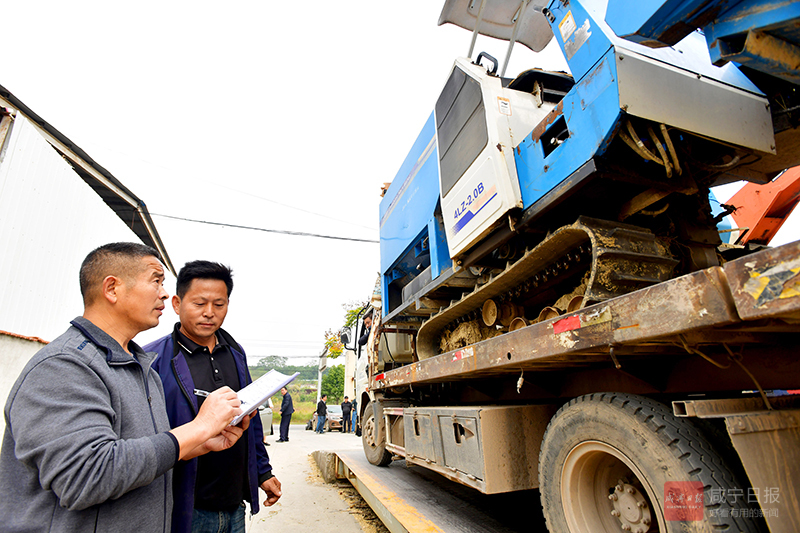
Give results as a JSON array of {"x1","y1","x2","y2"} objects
[{"x1": 728, "y1": 167, "x2": 800, "y2": 244}]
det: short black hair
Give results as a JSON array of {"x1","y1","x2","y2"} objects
[
  {"x1": 80, "y1": 242, "x2": 160, "y2": 305},
  {"x1": 176, "y1": 260, "x2": 233, "y2": 298}
]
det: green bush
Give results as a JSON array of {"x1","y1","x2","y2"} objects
[
  {"x1": 291, "y1": 401, "x2": 316, "y2": 424},
  {"x1": 250, "y1": 374, "x2": 336, "y2": 425}
]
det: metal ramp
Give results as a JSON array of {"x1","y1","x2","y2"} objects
[{"x1": 334, "y1": 451, "x2": 544, "y2": 533}]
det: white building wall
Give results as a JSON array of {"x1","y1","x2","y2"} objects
[
  {"x1": 0, "y1": 114, "x2": 152, "y2": 342},
  {"x1": 0, "y1": 333, "x2": 47, "y2": 411}
]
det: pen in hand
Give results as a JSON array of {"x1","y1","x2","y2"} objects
[{"x1": 194, "y1": 389, "x2": 210, "y2": 398}]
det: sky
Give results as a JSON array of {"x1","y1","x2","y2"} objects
[
  {"x1": 4, "y1": 1, "x2": 798, "y2": 365},
  {"x1": 1, "y1": 2, "x2": 566, "y2": 366}
]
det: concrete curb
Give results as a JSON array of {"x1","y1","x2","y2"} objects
[{"x1": 311, "y1": 450, "x2": 338, "y2": 484}]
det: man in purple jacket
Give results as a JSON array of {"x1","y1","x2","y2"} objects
[{"x1": 146, "y1": 260, "x2": 281, "y2": 533}]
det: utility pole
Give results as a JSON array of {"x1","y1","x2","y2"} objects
[{"x1": 316, "y1": 346, "x2": 328, "y2": 404}]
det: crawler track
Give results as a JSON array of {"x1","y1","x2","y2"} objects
[{"x1": 416, "y1": 217, "x2": 679, "y2": 359}]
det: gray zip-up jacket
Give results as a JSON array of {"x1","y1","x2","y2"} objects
[{"x1": 0, "y1": 317, "x2": 179, "y2": 532}]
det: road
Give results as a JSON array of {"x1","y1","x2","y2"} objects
[
  {"x1": 247, "y1": 423, "x2": 371, "y2": 533},
  {"x1": 246, "y1": 422, "x2": 543, "y2": 533}
]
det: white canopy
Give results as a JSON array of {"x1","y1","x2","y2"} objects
[{"x1": 438, "y1": 0, "x2": 554, "y2": 53}]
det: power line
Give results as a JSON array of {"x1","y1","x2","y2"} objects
[
  {"x1": 85, "y1": 143, "x2": 378, "y2": 233},
  {"x1": 151, "y1": 213, "x2": 379, "y2": 243},
  {"x1": 214, "y1": 184, "x2": 378, "y2": 232}
]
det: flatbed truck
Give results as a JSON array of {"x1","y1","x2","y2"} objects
[
  {"x1": 345, "y1": 0, "x2": 800, "y2": 530},
  {"x1": 352, "y1": 240, "x2": 800, "y2": 532}
]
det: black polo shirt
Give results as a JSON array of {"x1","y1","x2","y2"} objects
[{"x1": 174, "y1": 325, "x2": 248, "y2": 512}]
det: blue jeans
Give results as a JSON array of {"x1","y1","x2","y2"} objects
[
  {"x1": 191, "y1": 504, "x2": 245, "y2": 533},
  {"x1": 352, "y1": 412, "x2": 357, "y2": 433},
  {"x1": 316, "y1": 415, "x2": 326, "y2": 433}
]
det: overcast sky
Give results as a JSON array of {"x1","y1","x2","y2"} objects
[
  {"x1": 4, "y1": 1, "x2": 798, "y2": 365},
  {"x1": 2, "y1": 2, "x2": 567, "y2": 364}
]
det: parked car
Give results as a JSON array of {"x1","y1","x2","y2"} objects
[
  {"x1": 258, "y1": 401, "x2": 273, "y2": 436},
  {"x1": 308, "y1": 404, "x2": 344, "y2": 432}
]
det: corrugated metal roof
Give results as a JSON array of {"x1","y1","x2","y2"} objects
[
  {"x1": 0, "y1": 84, "x2": 174, "y2": 274},
  {"x1": 0, "y1": 114, "x2": 175, "y2": 340}
]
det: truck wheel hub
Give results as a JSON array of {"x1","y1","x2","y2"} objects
[{"x1": 610, "y1": 480, "x2": 651, "y2": 532}]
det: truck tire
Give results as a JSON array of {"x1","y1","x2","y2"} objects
[
  {"x1": 539, "y1": 393, "x2": 766, "y2": 533},
  {"x1": 362, "y1": 401, "x2": 392, "y2": 466}
]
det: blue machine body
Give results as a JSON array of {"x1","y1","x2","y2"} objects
[
  {"x1": 606, "y1": 0, "x2": 800, "y2": 83},
  {"x1": 379, "y1": 0, "x2": 799, "y2": 319},
  {"x1": 513, "y1": 0, "x2": 765, "y2": 224},
  {"x1": 379, "y1": 113, "x2": 451, "y2": 315},
  {"x1": 514, "y1": 48, "x2": 621, "y2": 212}
]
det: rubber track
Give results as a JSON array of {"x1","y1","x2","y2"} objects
[{"x1": 416, "y1": 217, "x2": 676, "y2": 359}]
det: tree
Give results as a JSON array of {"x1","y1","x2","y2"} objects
[
  {"x1": 324, "y1": 300, "x2": 369, "y2": 359},
  {"x1": 249, "y1": 359, "x2": 320, "y2": 381},
  {"x1": 257, "y1": 356, "x2": 288, "y2": 369},
  {"x1": 343, "y1": 301, "x2": 368, "y2": 328},
  {"x1": 321, "y1": 365, "x2": 345, "y2": 403},
  {"x1": 323, "y1": 329, "x2": 343, "y2": 359}
]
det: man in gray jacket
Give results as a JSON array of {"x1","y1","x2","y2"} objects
[{"x1": 0, "y1": 242, "x2": 247, "y2": 533}]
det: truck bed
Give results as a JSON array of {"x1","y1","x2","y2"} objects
[{"x1": 374, "y1": 241, "x2": 800, "y2": 396}]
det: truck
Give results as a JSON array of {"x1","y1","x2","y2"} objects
[{"x1": 344, "y1": 1, "x2": 800, "y2": 532}]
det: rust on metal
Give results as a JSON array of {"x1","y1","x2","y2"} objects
[
  {"x1": 379, "y1": 265, "x2": 744, "y2": 389},
  {"x1": 738, "y1": 30, "x2": 800, "y2": 84},
  {"x1": 674, "y1": 396, "x2": 800, "y2": 418},
  {"x1": 724, "y1": 240, "x2": 800, "y2": 320},
  {"x1": 724, "y1": 409, "x2": 800, "y2": 533},
  {"x1": 530, "y1": 100, "x2": 564, "y2": 143},
  {"x1": 0, "y1": 330, "x2": 49, "y2": 344}
]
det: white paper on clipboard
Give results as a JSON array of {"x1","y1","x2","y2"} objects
[{"x1": 231, "y1": 370, "x2": 300, "y2": 426}]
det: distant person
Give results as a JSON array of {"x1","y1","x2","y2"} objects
[
  {"x1": 358, "y1": 311, "x2": 373, "y2": 347},
  {"x1": 316, "y1": 394, "x2": 328, "y2": 434},
  {"x1": 341, "y1": 396, "x2": 353, "y2": 433},
  {"x1": 146, "y1": 260, "x2": 281, "y2": 533},
  {"x1": 360, "y1": 313, "x2": 374, "y2": 388},
  {"x1": 278, "y1": 386, "x2": 294, "y2": 442},
  {"x1": 0, "y1": 242, "x2": 245, "y2": 532},
  {"x1": 351, "y1": 398, "x2": 359, "y2": 434}
]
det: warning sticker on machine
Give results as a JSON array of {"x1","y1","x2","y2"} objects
[
  {"x1": 743, "y1": 257, "x2": 800, "y2": 307},
  {"x1": 497, "y1": 97, "x2": 511, "y2": 116},
  {"x1": 552, "y1": 307, "x2": 612, "y2": 334},
  {"x1": 559, "y1": 11, "x2": 577, "y2": 42},
  {"x1": 452, "y1": 346, "x2": 474, "y2": 362},
  {"x1": 564, "y1": 18, "x2": 592, "y2": 60}
]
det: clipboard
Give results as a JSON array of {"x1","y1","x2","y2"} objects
[{"x1": 231, "y1": 369, "x2": 300, "y2": 426}]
